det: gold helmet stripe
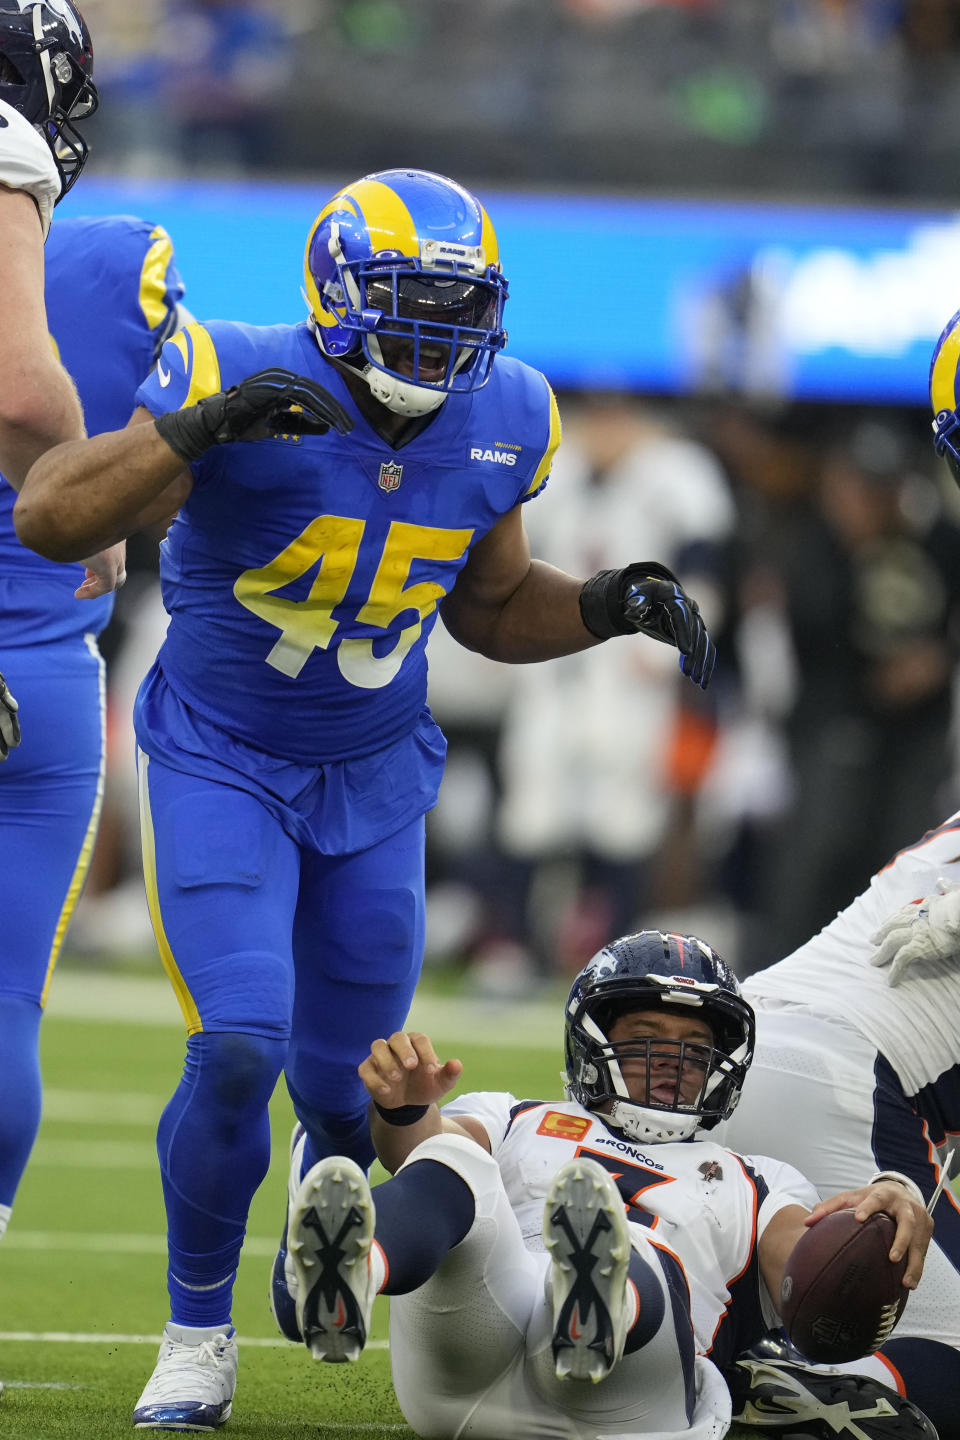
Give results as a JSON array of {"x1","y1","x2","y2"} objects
[{"x1": 931, "y1": 316, "x2": 960, "y2": 415}]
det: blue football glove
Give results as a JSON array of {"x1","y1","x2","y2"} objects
[
  {"x1": 0, "y1": 669, "x2": 21, "y2": 760},
  {"x1": 155, "y1": 367, "x2": 354, "y2": 465},
  {"x1": 579, "y1": 561, "x2": 717, "y2": 690}
]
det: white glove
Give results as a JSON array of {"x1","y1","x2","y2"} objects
[
  {"x1": 0, "y1": 669, "x2": 21, "y2": 759},
  {"x1": 870, "y1": 877, "x2": 960, "y2": 984}
]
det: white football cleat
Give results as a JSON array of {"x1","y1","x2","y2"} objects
[
  {"x1": 543, "y1": 1157, "x2": 631, "y2": 1383},
  {"x1": 133, "y1": 1324, "x2": 238, "y2": 1431},
  {"x1": 287, "y1": 1155, "x2": 376, "y2": 1363}
]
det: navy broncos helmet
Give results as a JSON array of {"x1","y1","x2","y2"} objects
[
  {"x1": 0, "y1": 1, "x2": 98, "y2": 197},
  {"x1": 564, "y1": 930, "x2": 755, "y2": 1144}
]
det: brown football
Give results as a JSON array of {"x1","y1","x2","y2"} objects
[{"x1": 779, "y1": 1209, "x2": 909, "y2": 1364}]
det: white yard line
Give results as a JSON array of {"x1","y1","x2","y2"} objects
[
  {"x1": 0, "y1": 1330, "x2": 388, "y2": 1350},
  {"x1": 45, "y1": 971, "x2": 560, "y2": 1047},
  {"x1": 5, "y1": 1230, "x2": 278, "y2": 1257}
]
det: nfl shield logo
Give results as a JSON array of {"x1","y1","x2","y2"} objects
[{"x1": 378, "y1": 461, "x2": 403, "y2": 492}]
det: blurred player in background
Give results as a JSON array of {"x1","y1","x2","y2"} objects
[
  {"x1": 0, "y1": 211, "x2": 184, "y2": 1333},
  {"x1": 14, "y1": 168, "x2": 716, "y2": 1429},
  {"x1": 288, "y1": 932, "x2": 934, "y2": 1440}
]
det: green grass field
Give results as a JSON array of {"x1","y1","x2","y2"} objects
[
  {"x1": 2, "y1": 957, "x2": 949, "y2": 1440},
  {"x1": 1, "y1": 960, "x2": 573, "y2": 1440}
]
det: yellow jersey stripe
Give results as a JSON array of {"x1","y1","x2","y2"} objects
[
  {"x1": 138, "y1": 750, "x2": 203, "y2": 1036},
  {"x1": 40, "y1": 637, "x2": 106, "y2": 1009},
  {"x1": 931, "y1": 322, "x2": 960, "y2": 414},
  {"x1": 139, "y1": 225, "x2": 175, "y2": 332},
  {"x1": 526, "y1": 379, "x2": 562, "y2": 496},
  {"x1": 167, "y1": 323, "x2": 222, "y2": 410}
]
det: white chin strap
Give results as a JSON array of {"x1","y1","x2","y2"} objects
[
  {"x1": 361, "y1": 344, "x2": 448, "y2": 418},
  {"x1": 605, "y1": 1099, "x2": 701, "y2": 1145}
]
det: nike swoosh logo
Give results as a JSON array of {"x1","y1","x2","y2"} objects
[{"x1": 157, "y1": 361, "x2": 172, "y2": 388}]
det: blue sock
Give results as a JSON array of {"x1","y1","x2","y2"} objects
[
  {"x1": 0, "y1": 996, "x2": 42, "y2": 1210},
  {"x1": 881, "y1": 1336, "x2": 960, "y2": 1435},
  {"x1": 371, "y1": 1159, "x2": 475, "y2": 1293},
  {"x1": 159, "y1": 1031, "x2": 287, "y2": 1327}
]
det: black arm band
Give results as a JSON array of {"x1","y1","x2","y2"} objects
[
  {"x1": 154, "y1": 396, "x2": 225, "y2": 466},
  {"x1": 579, "y1": 568, "x2": 632, "y2": 639},
  {"x1": 373, "y1": 1101, "x2": 430, "y2": 1126},
  {"x1": 579, "y1": 561, "x2": 684, "y2": 640}
]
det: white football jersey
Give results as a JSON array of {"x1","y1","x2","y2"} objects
[
  {"x1": 0, "y1": 99, "x2": 60, "y2": 237},
  {"x1": 443, "y1": 1091, "x2": 817, "y2": 1367},
  {"x1": 745, "y1": 810, "x2": 960, "y2": 1099}
]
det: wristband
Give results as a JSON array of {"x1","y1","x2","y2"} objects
[
  {"x1": 154, "y1": 401, "x2": 222, "y2": 466},
  {"x1": 373, "y1": 1101, "x2": 430, "y2": 1126},
  {"x1": 869, "y1": 1170, "x2": 925, "y2": 1207}
]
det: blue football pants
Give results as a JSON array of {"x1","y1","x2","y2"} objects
[
  {"x1": 139, "y1": 751, "x2": 427, "y2": 1325},
  {"x1": 0, "y1": 639, "x2": 105, "y2": 1209}
]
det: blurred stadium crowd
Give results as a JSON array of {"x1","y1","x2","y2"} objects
[
  {"x1": 65, "y1": 0, "x2": 960, "y2": 991},
  {"x1": 79, "y1": 0, "x2": 960, "y2": 196}
]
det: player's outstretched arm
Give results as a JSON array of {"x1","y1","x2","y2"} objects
[
  {"x1": 14, "y1": 407, "x2": 193, "y2": 561},
  {"x1": 0, "y1": 188, "x2": 85, "y2": 488},
  {"x1": 440, "y1": 506, "x2": 716, "y2": 687},
  {"x1": 15, "y1": 368, "x2": 354, "y2": 561},
  {"x1": 758, "y1": 1176, "x2": 932, "y2": 1305},
  {"x1": 359, "y1": 1030, "x2": 490, "y2": 1174}
]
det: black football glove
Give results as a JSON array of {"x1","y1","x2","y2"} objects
[
  {"x1": 154, "y1": 367, "x2": 354, "y2": 465},
  {"x1": 579, "y1": 561, "x2": 717, "y2": 690},
  {"x1": 0, "y1": 669, "x2": 21, "y2": 760}
]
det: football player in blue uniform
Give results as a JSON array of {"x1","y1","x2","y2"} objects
[
  {"x1": 0, "y1": 215, "x2": 184, "y2": 1374},
  {"x1": 0, "y1": 1, "x2": 107, "y2": 742},
  {"x1": 15, "y1": 168, "x2": 717, "y2": 1431}
]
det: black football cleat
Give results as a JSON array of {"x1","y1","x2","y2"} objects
[{"x1": 728, "y1": 1359, "x2": 939, "y2": 1440}]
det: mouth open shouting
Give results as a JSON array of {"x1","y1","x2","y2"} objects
[{"x1": 364, "y1": 271, "x2": 499, "y2": 389}]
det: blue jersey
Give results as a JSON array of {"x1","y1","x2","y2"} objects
[
  {"x1": 135, "y1": 321, "x2": 561, "y2": 764},
  {"x1": 0, "y1": 215, "x2": 184, "y2": 646}
]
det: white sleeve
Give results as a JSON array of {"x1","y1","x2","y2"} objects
[
  {"x1": 743, "y1": 1153, "x2": 821, "y2": 1233},
  {"x1": 441, "y1": 1090, "x2": 516, "y2": 1151},
  {"x1": 0, "y1": 100, "x2": 61, "y2": 239}
]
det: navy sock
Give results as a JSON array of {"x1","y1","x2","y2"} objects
[
  {"x1": 372, "y1": 1159, "x2": 475, "y2": 1294},
  {"x1": 881, "y1": 1336, "x2": 960, "y2": 1435},
  {"x1": 0, "y1": 996, "x2": 42, "y2": 1209},
  {"x1": 623, "y1": 1245, "x2": 667, "y2": 1354},
  {"x1": 159, "y1": 1031, "x2": 287, "y2": 1326}
]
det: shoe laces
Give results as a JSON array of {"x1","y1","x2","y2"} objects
[{"x1": 149, "y1": 1334, "x2": 233, "y2": 1397}]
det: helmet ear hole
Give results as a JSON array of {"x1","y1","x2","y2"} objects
[{"x1": 0, "y1": 52, "x2": 23, "y2": 85}]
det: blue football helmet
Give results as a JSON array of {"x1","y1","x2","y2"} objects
[
  {"x1": 929, "y1": 305, "x2": 960, "y2": 485},
  {"x1": 303, "y1": 168, "x2": 508, "y2": 418},
  {"x1": 0, "y1": 1, "x2": 98, "y2": 197},
  {"x1": 564, "y1": 930, "x2": 755, "y2": 1144}
]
